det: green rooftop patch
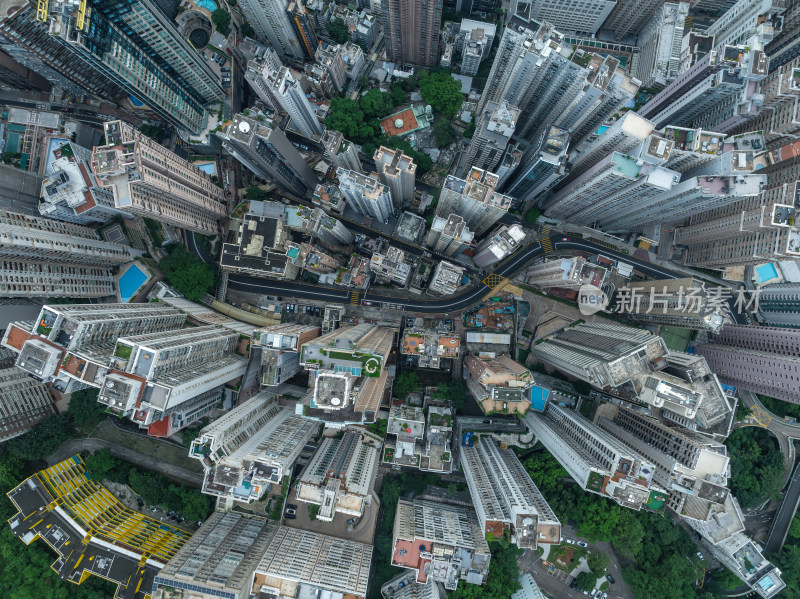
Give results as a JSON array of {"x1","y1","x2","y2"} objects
[{"x1": 113, "y1": 344, "x2": 133, "y2": 360}]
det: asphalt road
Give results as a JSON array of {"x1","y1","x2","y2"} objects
[
  {"x1": 47, "y1": 437, "x2": 203, "y2": 487},
  {"x1": 765, "y1": 460, "x2": 800, "y2": 554},
  {"x1": 226, "y1": 235, "x2": 691, "y2": 313}
]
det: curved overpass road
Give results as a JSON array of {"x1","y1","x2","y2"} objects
[{"x1": 227, "y1": 236, "x2": 697, "y2": 313}]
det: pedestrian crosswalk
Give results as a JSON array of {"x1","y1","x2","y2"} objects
[
  {"x1": 540, "y1": 226, "x2": 554, "y2": 253},
  {"x1": 350, "y1": 291, "x2": 360, "y2": 305}
]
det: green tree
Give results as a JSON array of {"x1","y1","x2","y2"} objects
[
  {"x1": 587, "y1": 550, "x2": 610, "y2": 575},
  {"x1": 419, "y1": 71, "x2": 464, "y2": 119},
  {"x1": 8, "y1": 414, "x2": 72, "y2": 462},
  {"x1": 576, "y1": 571, "x2": 596, "y2": 593},
  {"x1": 245, "y1": 185, "x2": 269, "y2": 201},
  {"x1": 724, "y1": 427, "x2": 784, "y2": 508},
  {"x1": 84, "y1": 449, "x2": 117, "y2": 481},
  {"x1": 432, "y1": 381, "x2": 467, "y2": 410},
  {"x1": 462, "y1": 117, "x2": 476, "y2": 138},
  {"x1": 434, "y1": 119, "x2": 455, "y2": 147},
  {"x1": 240, "y1": 21, "x2": 254, "y2": 38},
  {"x1": 159, "y1": 245, "x2": 216, "y2": 301},
  {"x1": 393, "y1": 372, "x2": 419, "y2": 399},
  {"x1": 328, "y1": 17, "x2": 349, "y2": 43},
  {"x1": 360, "y1": 88, "x2": 394, "y2": 119},
  {"x1": 390, "y1": 84, "x2": 406, "y2": 106},
  {"x1": 211, "y1": 9, "x2": 231, "y2": 35},
  {"x1": 325, "y1": 97, "x2": 381, "y2": 143},
  {"x1": 522, "y1": 207, "x2": 541, "y2": 223},
  {"x1": 308, "y1": 504, "x2": 320, "y2": 521},
  {"x1": 139, "y1": 124, "x2": 166, "y2": 144},
  {"x1": 68, "y1": 387, "x2": 106, "y2": 430},
  {"x1": 382, "y1": 136, "x2": 433, "y2": 174}
]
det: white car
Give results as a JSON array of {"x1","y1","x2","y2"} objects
[
  {"x1": 565, "y1": 538, "x2": 576, "y2": 545},
  {"x1": 577, "y1": 541, "x2": 588, "y2": 548}
]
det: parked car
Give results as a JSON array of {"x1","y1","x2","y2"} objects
[
  {"x1": 569, "y1": 580, "x2": 578, "y2": 589},
  {"x1": 285, "y1": 509, "x2": 296, "y2": 516},
  {"x1": 601, "y1": 593, "x2": 608, "y2": 599},
  {"x1": 286, "y1": 504, "x2": 298, "y2": 510},
  {"x1": 697, "y1": 552, "x2": 704, "y2": 560},
  {"x1": 559, "y1": 536, "x2": 564, "y2": 543},
  {"x1": 221, "y1": 67, "x2": 230, "y2": 72},
  {"x1": 606, "y1": 575, "x2": 615, "y2": 584},
  {"x1": 592, "y1": 590, "x2": 603, "y2": 598},
  {"x1": 347, "y1": 517, "x2": 358, "y2": 525},
  {"x1": 565, "y1": 538, "x2": 576, "y2": 545},
  {"x1": 284, "y1": 513, "x2": 296, "y2": 519},
  {"x1": 577, "y1": 541, "x2": 588, "y2": 547},
  {"x1": 561, "y1": 237, "x2": 570, "y2": 241}
]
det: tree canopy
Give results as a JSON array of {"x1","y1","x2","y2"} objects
[
  {"x1": 393, "y1": 372, "x2": 419, "y2": 400},
  {"x1": 325, "y1": 97, "x2": 381, "y2": 144},
  {"x1": 240, "y1": 21, "x2": 254, "y2": 38},
  {"x1": 389, "y1": 84, "x2": 407, "y2": 106},
  {"x1": 432, "y1": 381, "x2": 467, "y2": 409},
  {"x1": 159, "y1": 245, "x2": 216, "y2": 301},
  {"x1": 434, "y1": 119, "x2": 455, "y2": 148},
  {"x1": 8, "y1": 414, "x2": 72, "y2": 462},
  {"x1": 576, "y1": 571, "x2": 596, "y2": 593},
  {"x1": 360, "y1": 88, "x2": 394, "y2": 119},
  {"x1": 211, "y1": 9, "x2": 231, "y2": 35},
  {"x1": 724, "y1": 427, "x2": 784, "y2": 508},
  {"x1": 68, "y1": 387, "x2": 106, "y2": 431},
  {"x1": 419, "y1": 71, "x2": 464, "y2": 119},
  {"x1": 328, "y1": 17, "x2": 349, "y2": 43}
]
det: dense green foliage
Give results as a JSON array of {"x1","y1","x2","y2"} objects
[
  {"x1": 67, "y1": 387, "x2": 106, "y2": 431},
  {"x1": 522, "y1": 207, "x2": 541, "y2": 223},
  {"x1": 245, "y1": 185, "x2": 269, "y2": 201},
  {"x1": 462, "y1": 118, "x2": 476, "y2": 138},
  {"x1": 523, "y1": 447, "x2": 705, "y2": 599},
  {"x1": 240, "y1": 21, "x2": 254, "y2": 38},
  {"x1": 419, "y1": 71, "x2": 464, "y2": 119},
  {"x1": 139, "y1": 124, "x2": 166, "y2": 144},
  {"x1": 576, "y1": 571, "x2": 596, "y2": 592},
  {"x1": 449, "y1": 538, "x2": 522, "y2": 599},
  {"x1": 7, "y1": 414, "x2": 72, "y2": 463},
  {"x1": 360, "y1": 88, "x2": 394, "y2": 119},
  {"x1": 393, "y1": 372, "x2": 419, "y2": 399},
  {"x1": 587, "y1": 550, "x2": 610, "y2": 575},
  {"x1": 308, "y1": 504, "x2": 319, "y2": 521},
  {"x1": 434, "y1": 119, "x2": 455, "y2": 147},
  {"x1": 724, "y1": 427, "x2": 784, "y2": 508},
  {"x1": 211, "y1": 9, "x2": 231, "y2": 35},
  {"x1": 325, "y1": 97, "x2": 382, "y2": 144},
  {"x1": 328, "y1": 17, "x2": 349, "y2": 43},
  {"x1": 389, "y1": 84, "x2": 407, "y2": 105},
  {"x1": 179, "y1": 418, "x2": 209, "y2": 450},
  {"x1": 159, "y1": 245, "x2": 216, "y2": 300},
  {"x1": 758, "y1": 394, "x2": 800, "y2": 420},
  {"x1": 432, "y1": 381, "x2": 467, "y2": 409}
]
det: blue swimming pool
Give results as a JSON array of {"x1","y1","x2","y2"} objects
[
  {"x1": 196, "y1": 162, "x2": 217, "y2": 175},
  {"x1": 596, "y1": 125, "x2": 610, "y2": 135},
  {"x1": 194, "y1": 0, "x2": 217, "y2": 11},
  {"x1": 755, "y1": 263, "x2": 779, "y2": 284},
  {"x1": 119, "y1": 265, "x2": 148, "y2": 302}
]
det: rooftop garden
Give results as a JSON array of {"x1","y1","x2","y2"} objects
[{"x1": 113, "y1": 344, "x2": 132, "y2": 360}]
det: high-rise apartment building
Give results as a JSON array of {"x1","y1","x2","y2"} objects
[
  {"x1": 39, "y1": 142, "x2": 128, "y2": 226},
  {"x1": 190, "y1": 393, "x2": 317, "y2": 502},
  {"x1": 595, "y1": 403, "x2": 729, "y2": 515},
  {"x1": 601, "y1": 0, "x2": 671, "y2": 40},
  {"x1": 461, "y1": 438, "x2": 561, "y2": 548},
  {"x1": 461, "y1": 102, "x2": 519, "y2": 176},
  {"x1": 3, "y1": 303, "x2": 185, "y2": 390},
  {"x1": 221, "y1": 114, "x2": 319, "y2": 198},
  {"x1": 472, "y1": 224, "x2": 526, "y2": 268},
  {"x1": 504, "y1": 126, "x2": 569, "y2": 208},
  {"x1": 152, "y1": 512, "x2": 275, "y2": 599},
  {"x1": 622, "y1": 277, "x2": 727, "y2": 332},
  {"x1": 634, "y1": 2, "x2": 689, "y2": 89},
  {"x1": 392, "y1": 498, "x2": 490, "y2": 590},
  {"x1": 239, "y1": 0, "x2": 305, "y2": 61},
  {"x1": 99, "y1": 326, "x2": 249, "y2": 435},
  {"x1": 0, "y1": 208, "x2": 133, "y2": 299},
  {"x1": 306, "y1": 206, "x2": 355, "y2": 248},
  {"x1": 695, "y1": 325, "x2": 800, "y2": 404},
  {"x1": 435, "y1": 168, "x2": 512, "y2": 236},
  {"x1": 523, "y1": 257, "x2": 591, "y2": 289},
  {"x1": 92, "y1": 121, "x2": 226, "y2": 234},
  {"x1": 533, "y1": 323, "x2": 733, "y2": 431},
  {"x1": 758, "y1": 283, "x2": 800, "y2": 328},
  {"x1": 322, "y1": 129, "x2": 362, "y2": 172},
  {"x1": 429, "y1": 260, "x2": 465, "y2": 295},
  {"x1": 220, "y1": 213, "x2": 299, "y2": 281},
  {"x1": 338, "y1": 169, "x2": 395, "y2": 221},
  {"x1": 383, "y1": 0, "x2": 442, "y2": 67},
  {"x1": 464, "y1": 354, "x2": 534, "y2": 415},
  {"x1": 0, "y1": 0, "x2": 223, "y2": 134},
  {"x1": 525, "y1": 404, "x2": 664, "y2": 510},
  {"x1": 255, "y1": 323, "x2": 321, "y2": 386},
  {"x1": 288, "y1": 0, "x2": 321, "y2": 60},
  {"x1": 526, "y1": 0, "x2": 616, "y2": 35},
  {"x1": 297, "y1": 427, "x2": 381, "y2": 521},
  {"x1": 374, "y1": 146, "x2": 417, "y2": 206},
  {"x1": 458, "y1": 19, "x2": 496, "y2": 76},
  {"x1": 0, "y1": 366, "x2": 53, "y2": 442},
  {"x1": 251, "y1": 526, "x2": 373, "y2": 598},
  {"x1": 425, "y1": 214, "x2": 474, "y2": 257}
]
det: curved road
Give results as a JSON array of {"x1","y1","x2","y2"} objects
[
  {"x1": 228, "y1": 236, "x2": 694, "y2": 314},
  {"x1": 47, "y1": 437, "x2": 203, "y2": 487}
]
